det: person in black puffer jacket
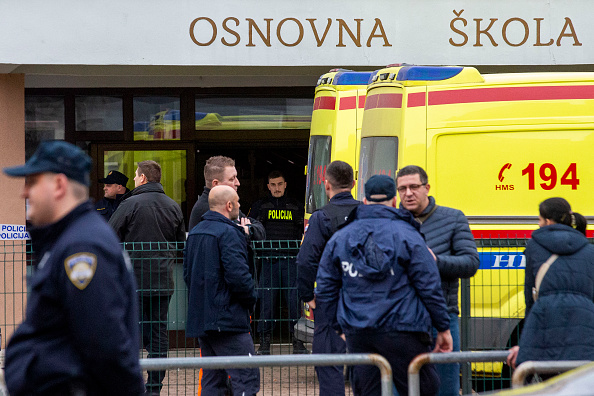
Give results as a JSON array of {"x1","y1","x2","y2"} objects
[
  {"x1": 507, "y1": 198, "x2": 594, "y2": 370},
  {"x1": 397, "y1": 165, "x2": 479, "y2": 396}
]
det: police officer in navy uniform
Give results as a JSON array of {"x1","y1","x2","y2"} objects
[
  {"x1": 250, "y1": 170, "x2": 306, "y2": 354},
  {"x1": 296, "y1": 160, "x2": 361, "y2": 396},
  {"x1": 95, "y1": 170, "x2": 130, "y2": 221},
  {"x1": 2, "y1": 141, "x2": 144, "y2": 396}
]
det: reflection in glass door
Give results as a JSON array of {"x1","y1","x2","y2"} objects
[{"x1": 102, "y1": 149, "x2": 187, "y2": 208}]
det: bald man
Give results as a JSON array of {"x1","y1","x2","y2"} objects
[{"x1": 183, "y1": 185, "x2": 260, "y2": 396}]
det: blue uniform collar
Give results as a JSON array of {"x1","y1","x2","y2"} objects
[
  {"x1": 329, "y1": 191, "x2": 355, "y2": 202},
  {"x1": 29, "y1": 201, "x2": 95, "y2": 259}
]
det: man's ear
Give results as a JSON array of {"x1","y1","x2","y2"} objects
[
  {"x1": 212, "y1": 179, "x2": 220, "y2": 187},
  {"x1": 390, "y1": 196, "x2": 397, "y2": 208}
]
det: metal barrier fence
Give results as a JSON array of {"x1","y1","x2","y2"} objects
[
  {"x1": 140, "y1": 354, "x2": 393, "y2": 396},
  {"x1": 512, "y1": 360, "x2": 591, "y2": 388},
  {"x1": 2, "y1": 236, "x2": 594, "y2": 395},
  {"x1": 408, "y1": 351, "x2": 510, "y2": 396}
]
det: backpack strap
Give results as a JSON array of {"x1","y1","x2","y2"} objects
[
  {"x1": 416, "y1": 204, "x2": 439, "y2": 224},
  {"x1": 532, "y1": 254, "x2": 559, "y2": 302}
]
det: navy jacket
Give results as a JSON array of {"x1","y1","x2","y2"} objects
[
  {"x1": 296, "y1": 192, "x2": 361, "y2": 302},
  {"x1": 517, "y1": 224, "x2": 594, "y2": 365},
  {"x1": 95, "y1": 189, "x2": 129, "y2": 221},
  {"x1": 109, "y1": 182, "x2": 186, "y2": 296},
  {"x1": 5, "y1": 202, "x2": 144, "y2": 396},
  {"x1": 184, "y1": 211, "x2": 258, "y2": 337},
  {"x1": 316, "y1": 205, "x2": 450, "y2": 335},
  {"x1": 405, "y1": 197, "x2": 479, "y2": 314}
]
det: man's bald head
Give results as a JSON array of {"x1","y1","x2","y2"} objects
[{"x1": 209, "y1": 185, "x2": 240, "y2": 220}]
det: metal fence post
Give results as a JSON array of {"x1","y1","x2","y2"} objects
[{"x1": 460, "y1": 277, "x2": 471, "y2": 394}]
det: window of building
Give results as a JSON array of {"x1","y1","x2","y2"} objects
[
  {"x1": 133, "y1": 96, "x2": 181, "y2": 141},
  {"x1": 25, "y1": 96, "x2": 65, "y2": 160},
  {"x1": 195, "y1": 97, "x2": 312, "y2": 130},
  {"x1": 75, "y1": 96, "x2": 123, "y2": 131}
]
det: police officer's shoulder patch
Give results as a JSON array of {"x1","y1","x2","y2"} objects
[{"x1": 64, "y1": 253, "x2": 97, "y2": 290}]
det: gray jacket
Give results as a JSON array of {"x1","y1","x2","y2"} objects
[{"x1": 409, "y1": 196, "x2": 479, "y2": 314}]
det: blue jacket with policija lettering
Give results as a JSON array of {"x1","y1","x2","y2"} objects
[
  {"x1": 4, "y1": 202, "x2": 144, "y2": 396},
  {"x1": 405, "y1": 196, "x2": 479, "y2": 315},
  {"x1": 315, "y1": 204, "x2": 450, "y2": 335},
  {"x1": 296, "y1": 191, "x2": 361, "y2": 303},
  {"x1": 184, "y1": 211, "x2": 258, "y2": 337}
]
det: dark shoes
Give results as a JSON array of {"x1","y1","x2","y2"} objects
[
  {"x1": 292, "y1": 338, "x2": 310, "y2": 354},
  {"x1": 257, "y1": 333, "x2": 271, "y2": 355}
]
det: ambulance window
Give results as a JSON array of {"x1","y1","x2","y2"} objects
[
  {"x1": 305, "y1": 136, "x2": 332, "y2": 213},
  {"x1": 357, "y1": 137, "x2": 398, "y2": 200}
]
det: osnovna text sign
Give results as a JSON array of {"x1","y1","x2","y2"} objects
[{"x1": 0, "y1": 0, "x2": 590, "y2": 66}]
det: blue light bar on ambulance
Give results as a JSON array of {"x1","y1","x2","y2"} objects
[
  {"x1": 333, "y1": 71, "x2": 375, "y2": 85},
  {"x1": 396, "y1": 66, "x2": 463, "y2": 81}
]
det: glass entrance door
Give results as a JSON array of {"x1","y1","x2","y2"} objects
[{"x1": 94, "y1": 143, "x2": 195, "y2": 223}]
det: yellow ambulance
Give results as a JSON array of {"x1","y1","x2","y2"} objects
[
  {"x1": 304, "y1": 69, "x2": 373, "y2": 222},
  {"x1": 358, "y1": 65, "x2": 594, "y2": 386}
]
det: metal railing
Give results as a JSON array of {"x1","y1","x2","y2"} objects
[
  {"x1": 141, "y1": 353, "x2": 394, "y2": 396},
  {"x1": 512, "y1": 360, "x2": 591, "y2": 388},
  {"x1": 408, "y1": 351, "x2": 510, "y2": 396}
]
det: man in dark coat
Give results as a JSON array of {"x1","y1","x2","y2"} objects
[
  {"x1": 95, "y1": 170, "x2": 130, "y2": 221},
  {"x1": 396, "y1": 165, "x2": 479, "y2": 396},
  {"x1": 3, "y1": 141, "x2": 144, "y2": 396},
  {"x1": 251, "y1": 170, "x2": 306, "y2": 354},
  {"x1": 316, "y1": 175, "x2": 452, "y2": 396},
  {"x1": 296, "y1": 160, "x2": 361, "y2": 395},
  {"x1": 184, "y1": 185, "x2": 260, "y2": 395},
  {"x1": 188, "y1": 155, "x2": 265, "y2": 241},
  {"x1": 109, "y1": 160, "x2": 186, "y2": 396}
]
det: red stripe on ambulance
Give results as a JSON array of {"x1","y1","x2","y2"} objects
[
  {"x1": 429, "y1": 85, "x2": 594, "y2": 106},
  {"x1": 314, "y1": 96, "x2": 336, "y2": 110}
]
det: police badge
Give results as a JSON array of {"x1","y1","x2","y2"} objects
[{"x1": 64, "y1": 252, "x2": 97, "y2": 290}]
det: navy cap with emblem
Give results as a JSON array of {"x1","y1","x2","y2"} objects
[
  {"x1": 365, "y1": 174, "x2": 396, "y2": 202},
  {"x1": 3, "y1": 140, "x2": 92, "y2": 186},
  {"x1": 99, "y1": 170, "x2": 128, "y2": 187}
]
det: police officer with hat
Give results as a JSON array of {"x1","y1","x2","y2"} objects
[
  {"x1": 96, "y1": 170, "x2": 130, "y2": 221},
  {"x1": 3, "y1": 141, "x2": 144, "y2": 396}
]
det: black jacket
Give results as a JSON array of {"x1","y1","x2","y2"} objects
[
  {"x1": 189, "y1": 186, "x2": 265, "y2": 239},
  {"x1": 296, "y1": 192, "x2": 361, "y2": 302},
  {"x1": 251, "y1": 193, "x2": 304, "y2": 241},
  {"x1": 5, "y1": 202, "x2": 144, "y2": 396},
  {"x1": 404, "y1": 197, "x2": 479, "y2": 314},
  {"x1": 184, "y1": 211, "x2": 257, "y2": 337},
  {"x1": 109, "y1": 182, "x2": 186, "y2": 296},
  {"x1": 518, "y1": 224, "x2": 594, "y2": 365}
]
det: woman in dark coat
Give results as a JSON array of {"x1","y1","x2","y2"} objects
[{"x1": 508, "y1": 197, "x2": 594, "y2": 369}]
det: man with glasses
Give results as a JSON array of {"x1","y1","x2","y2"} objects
[{"x1": 396, "y1": 165, "x2": 479, "y2": 396}]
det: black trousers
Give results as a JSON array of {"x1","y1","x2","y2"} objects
[
  {"x1": 258, "y1": 258, "x2": 300, "y2": 335},
  {"x1": 346, "y1": 331, "x2": 439, "y2": 396},
  {"x1": 198, "y1": 332, "x2": 260, "y2": 396},
  {"x1": 139, "y1": 294, "x2": 171, "y2": 394},
  {"x1": 312, "y1": 303, "x2": 347, "y2": 396}
]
